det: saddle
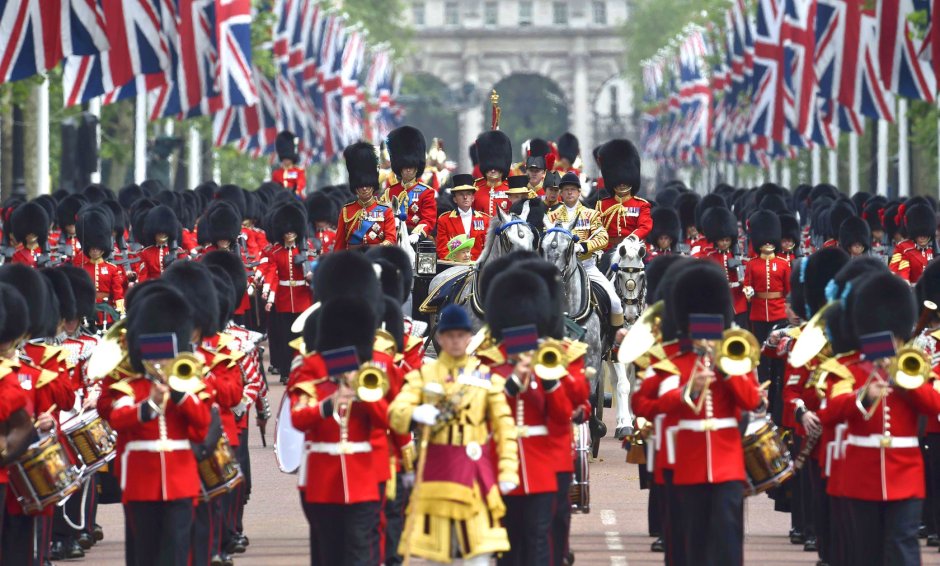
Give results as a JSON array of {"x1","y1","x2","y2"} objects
[{"x1": 418, "y1": 266, "x2": 474, "y2": 314}]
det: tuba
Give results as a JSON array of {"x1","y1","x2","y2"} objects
[
  {"x1": 347, "y1": 364, "x2": 389, "y2": 403},
  {"x1": 533, "y1": 339, "x2": 568, "y2": 380}
]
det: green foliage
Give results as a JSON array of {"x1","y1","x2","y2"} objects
[
  {"x1": 489, "y1": 74, "x2": 568, "y2": 162},
  {"x1": 330, "y1": 0, "x2": 413, "y2": 60},
  {"x1": 398, "y1": 73, "x2": 459, "y2": 160}
]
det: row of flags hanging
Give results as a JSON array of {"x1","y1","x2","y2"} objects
[
  {"x1": 0, "y1": 0, "x2": 402, "y2": 165},
  {"x1": 640, "y1": 0, "x2": 940, "y2": 170}
]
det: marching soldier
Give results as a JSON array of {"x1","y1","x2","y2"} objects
[
  {"x1": 54, "y1": 194, "x2": 87, "y2": 260},
  {"x1": 436, "y1": 174, "x2": 489, "y2": 262},
  {"x1": 779, "y1": 213, "x2": 801, "y2": 265},
  {"x1": 73, "y1": 208, "x2": 126, "y2": 322},
  {"x1": 335, "y1": 142, "x2": 396, "y2": 251},
  {"x1": 743, "y1": 210, "x2": 791, "y2": 347},
  {"x1": 546, "y1": 172, "x2": 623, "y2": 327},
  {"x1": 702, "y1": 207, "x2": 748, "y2": 329},
  {"x1": 389, "y1": 304, "x2": 519, "y2": 566},
  {"x1": 272, "y1": 130, "x2": 306, "y2": 198},
  {"x1": 645, "y1": 207, "x2": 680, "y2": 260},
  {"x1": 383, "y1": 126, "x2": 437, "y2": 245},
  {"x1": 595, "y1": 140, "x2": 652, "y2": 251},
  {"x1": 136, "y1": 205, "x2": 186, "y2": 283},
  {"x1": 897, "y1": 204, "x2": 936, "y2": 285},
  {"x1": 838, "y1": 216, "x2": 871, "y2": 258},
  {"x1": 887, "y1": 203, "x2": 915, "y2": 274},
  {"x1": 9, "y1": 201, "x2": 49, "y2": 267},
  {"x1": 472, "y1": 131, "x2": 513, "y2": 217}
]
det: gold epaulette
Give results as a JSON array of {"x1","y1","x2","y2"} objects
[
  {"x1": 562, "y1": 339, "x2": 588, "y2": 362},
  {"x1": 288, "y1": 336, "x2": 307, "y2": 356},
  {"x1": 651, "y1": 358, "x2": 680, "y2": 375},
  {"x1": 477, "y1": 345, "x2": 505, "y2": 366},
  {"x1": 216, "y1": 334, "x2": 235, "y2": 349},
  {"x1": 375, "y1": 332, "x2": 398, "y2": 356},
  {"x1": 41, "y1": 345, "x2": 66, "y2": 365},
  {"x1": 818, "y1": 357, "x2": 853, "y2": 382},
  {"x1": 35, "y1": 368, "x2": 58, "y2": 389},
  {"x1": 290, "y1": 380, "x2": 318, "y2": 400},
  {"x1": 830, "y1": 376, "x2": 856, "y2": 398},
  {"x1": 930, "y1": 328, "x2": 940, "y2": 342},
  {"x1": 108, "y1": 379, "x2": 136, "y2": 397},
  {"x1": 405, "y1": 335, "x2": 423, "y2": 353}
]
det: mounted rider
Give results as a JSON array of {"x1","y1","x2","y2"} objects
[
  {"x1": 382, "y1": 126, "x2": 437, "y2": 246},
  {"x1": 594, "y1": 139, "x2": 653, "y2": 252},
  {"x1": 546, "y1": 172, "x2": 624, "y2": 328}
]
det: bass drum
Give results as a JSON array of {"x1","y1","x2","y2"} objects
[
  {"x1": 274, "y1": 393, "x2": 304, "y2": 474},
  {"x1": 742, "y1": 415, "x2": 794, "y2": 496}
]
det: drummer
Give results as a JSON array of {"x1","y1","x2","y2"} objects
[{"x1": 656, "y1": 262, "x2": 764, "y2": 565}]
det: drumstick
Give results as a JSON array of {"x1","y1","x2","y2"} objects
[{"x1": 759, "y1": 381, "x2": 771, "y2": 390}]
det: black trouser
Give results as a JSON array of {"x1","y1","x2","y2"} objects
[
  {"x1": 53, "y1": 472, "x2": 98, "y2": 545},
  {"x1": 190, "y1": 500, "x2": 213, "y2": 566},
  {"x1": 831, "y1": 495, "x2": 857, "y2": 566},
  {"x1": 674, "y1": 481, "x2": 745, "y2": 566},
  {"x1": 788, "y1": 432, "x2": 804, "y2": 532},
  {"x1": 661, "y1": 470, "x2": 685, "y2": 566},
  {"x1": 268, "y1": 311, "x2": 301, "y2": 375},
  {"x1": 2, "y1": 511, "x2": 41, "y2": 566},
  {"x1": 845, "y1": 497, "x2": 922, "y2": 566},
  {"x1": 302, "y1": 498, "x2": 380, "y2": 566},
  {"x1": 928, "y1": 433, "x2": 940, "y2": 541},
  {"x1": 125, "y1": 499, "x2": 194, "y2": 566},
  {"x1": 551, "y1": 472, "x2": 573, "y2": 565},
  {"x1": 750, "y1": 319, "x2": 786, "y2": 410},
  {"x1": 499, "y1": 492, "x2": 554, "y2": 566},
  {"x1": 236, "y1": 426, "x2": 251, "y2": 534},
  {"x1": 649, "y1": 479, "x2": 662, "y2": 537},
  {"x1": 384, "y1": 475, "x2": 409, "y2": 566},
  {"x1": 811, "y1": 467, "x2": 831, "y2": 564}
]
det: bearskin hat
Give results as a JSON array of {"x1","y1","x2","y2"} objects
[
  {"x1": 301, "y1": 307, "x2": 322, "y2": 356},
  {"x1": 379, "y1": 296, "x2": 405, "y2": 354},
  {"x1": 779, "y1": 214, "x2": 801, "y2": 246},
  {"x1": 824, "y1": 303, "x2": 857, "y2": 355},
  {"x1": 851, "y1": 191, "x2": 872, "y2": 214},
  {"x1": 667, "y1": 261, "x2": 733, "y2": 338},
  {"x1": 75, "y1": 208, "x2": 113, "y2": 257},
  {"x1": 701, "y1": 207, "x2": 737, "y2": 244},
  {"x1": 838, "y1": 216, "x2": 871, "y2": 253},
  {"x1": 475, "y1": 131, "x2": 513, "y2": 178},
  {"x1": 862, "y1": 200, "x2": 886, "y2": 233},
  {"x1": 484, "y1": 269, "x2": 552, "y2": 341},
  {"x1": 365, "y1": 246, "x2": 414, "y2": 304},
  {"x1": 315, "y1": 297, "x2": 377, "y2": 363},
  {"x1": 126, "y1": 286, "x2": 194, "y2": 373},
  {"x1": 207, "y1": 265, "x2": 235, "y2": 327},
  {"x1": 515, "y1": 259, "x2": 565, "y2": 339},
  {"x1": 810, "y1": 183, "x2": 840, "y2": 203},
  {"x1": 118, "y1": 184, "x2": 144, "y2": 211},
  {"x1": 56, "y1": 194, "x2": 87, "y2": 230},
  {"x1": 0, "y1": 264, "x2": 50, "y2": 338},
  {"x1": 201, "y1": 250, "x2": 247, "y2": 306},
  {"x1": 141, "y1": 205, "x2": 182, "y2": 247},
  {"x1": 478, "y1": 250, "x2": 540, "y2": 305},
  {"x1": 655, "y1": 187, "x2": 680, "y2": 209},
  {"x1": 905, "y1": 204, "x2": 936, "y2": 239},
  {"x1": 58, "y1": 264, "x2": 96, "y2": 322},
  {"x1": 276, "y1": 130, "x2": 299, "y2": 163},
  {"x1": 748, "y1": 210, "x2": 782, "y2": 251},
  {"x1": 852, "y1": 273, "x2": 916, "y2": 342},
  {"x1": 759, "y1": 193, "x2": 790, "y2": 214},
  {"x1": 305, "y1": 192, "x2": 338, "y2": 226},
  {"x1": 41, "y1": 268, "x2": 76, "y2": 322},
  {"x1": 598, "y1": 139, "x2": 640, "y2": 193},
  {"x1": 32, "y1": 195, "x2": 56, "y2": 225},
  {"x1": 694, "y1": 193, "x2": 727, "y2": 229},
  {"x1": 344, "y1": 142, "x2": 380, "y2": 191},
  {"x1": 270, "y1": 201, "x2": 307, "y2": 244},
  {"x1": 386, "y1": 126, "x2": 426, "y2": 180},
  {"x1": 312, "y1": 251, "x2": 381, "y2": 317},
  {"x1": 217, "y1": 184, "x2": 247, "y2": 219},
  {"x1": 649, "y1": 207, "x2": 680, "y2": 250},
  {"x1": 10, "y1": 201, "x2": 50, "y2": 248},
  {"x1": 826, "y1": 201, "x2": 855, "y2": 239},
  {"x1": 674, "y1": 192, "x2": 700, "y2": 237},
  {"x1": 917, "y1": 258, "x2": 940, "y2": 313},
  {"x1": 645, "y1": 255, "x2": 693, "y2": 304},
  {"x1": 0, "y1": 282, "x2": 27, "y2": 344},
  {"x1": 827, "y1": 258, "x2": 889, "y2": 349},
  {"x1": 205, "y1": 201, "x2": 242, "y2": 245},
  {"x1": 654, "y1": 258, "x2": 697, "y2": 341},
  {"x1": 883, "y1": 203, "x2": 903, "y2": 239},
  {"x1": 802, "y1": 247, "x2": 850, "y2": 316},
  {"x1": 556, "y1": 132, "x2": 580, "y2": 163},
  {"x1": 161, "y1": 260, "x2": 221, "y2": 337}
]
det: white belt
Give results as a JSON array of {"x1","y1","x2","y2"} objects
[
  {"x1": 516, "y1": 425, "x2": 548, "y2": 438},
  {"x1": 729, "y1": 282, "x2": 741, "y2": 288},
  {"x1": 846, "y1": 434, "x2": 919, "y2": 449},
  {"x1": 677, "y1": 417, "x2": 738, "y2": 432},
  {"x1": 304, "y1": 441, "x2": 372, "y2": 455},
  {"x1": 279, "y1": 280, "x2": 305, "y2": 287},
  {"x1": 124, "y1": 439, "x2": 191, "y2": 452}
]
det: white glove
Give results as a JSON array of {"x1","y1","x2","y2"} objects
[
  {"x1": 408, "y1": 233, "x2": 421, "y2": 245},
  {"x1": 743, "y1": 286, "x2": 755, "y2": 300},
  {"x1": 400, "y1": 472, "x2": 416, "y2": 489},
  {"x1": 412, "y1": 403, "x2": 440, "y2": 426},
  {"x1": 499, "y1": 481, "x2": 518, "y2": 494},
  {"x1": 232, "y1": 400, "x2": 248, "y2": 419}
]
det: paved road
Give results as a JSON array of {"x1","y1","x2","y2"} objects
[{"x1": 81, "y1": 376, "x2": 940, "y2": 565}]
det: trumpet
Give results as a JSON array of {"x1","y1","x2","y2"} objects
[
  {"x1": 143, "y1": 352, "x2": 206, "y2": 394},
  {"x1": 533, "y1": 339, "x2": 568, "y2": 380},
  {"x1": 717, "y1": 328, "x2": 761, "y2": 376},
  {"x1": 345, "y1": 364, "x2": 389, "y2": 403},
  {"x1": 887, "y1": 346, "x2": 930, "y2": 390}
]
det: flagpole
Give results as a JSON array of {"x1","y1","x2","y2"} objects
[
  {"x1": 849, "y1": 133, "x2": 859, "y2": 196},
  {"x1": 135, "y1": 92, "x2": 147, "y2": 184},
  {"x1": 89, "y1": 98, "x2": 102, "y2": 184},
  {"x1": 897, "y1": 98, "x2": 910, "y2": 198},
  {"x1": 188, "y1": 125, "x2": 200, "y2": 190},
  {"x1": 37, "y1": 78, "x2": 50, "y2": 195},
  {"x1": 810, "y1": 145, "x2": 821, "y2": 186},
  {"x1": 827, "y1": 148, "x2": 838, "y2": 187},
  {"x1": 877, "y1": 117, "x2": 889, "y2": 197}
]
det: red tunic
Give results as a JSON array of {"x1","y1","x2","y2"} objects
[
  {"x1": 200, "y1": 337, "x2": 245, "y2": 447},
  {"x1": 10, "y1": 245, "x2": 41, "y2": 267},
  {"x1": 72, "y1": 253, "x2": 126, "y2": 311},
  {"x1": 631, "y1": 341, "x2": 684, "y2": 484},
  {"x1": 136, "y1": 245, "x2": 186, "y2": 282},
  {"x1": 704, "y1": 249, "x2": 747, "y2": 315},
  {"x1": 743, "y1": 254, "x2": 791, "y2": 322},
  {"x1": 334, "y1": 198, "x2": 396, "y2": 250},
  {"x1": 384, "y1": 181, "x2": 437, "y2": 236},
  {"x1": 259, "y1": 244, "x2": 312, "y2": 314},
  {"x1": 889, "y1": 239, "x2": 916, "y2": 274},
  {"x1": 104, "y1": 376, "x2": 210, "y2": 502},
  {"x1": 289, "y1": 353, "x2": 388, "y2": 504},
  {"x1": 0, "y1": 370, "x2": 27, "y2": 484},
  {"x1": 272, "y1": 166, "x2": 306, "y2": 197},
  {"x1": 471, "y1": 178, "x2": 510, "y2": 217},
  {"x1": 595, "y1": 195, "x2": 652, "y2": 250},
  {"x1": 435, "y1": 209, "x2": 489, "y2": 260},
  {"x1": 897, "y1": 245, "x2": 934, "y2": 284}
]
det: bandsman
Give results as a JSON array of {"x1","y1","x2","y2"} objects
[{"x1": 897, "y1": 204, "x2": 935, "y2": 285}]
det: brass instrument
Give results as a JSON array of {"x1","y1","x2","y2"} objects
[
  {"x1": 617, "y1": 300, "x2": 664, "y2": 364},
  {"x1": 789, "y1": 301, "x2": 837, "y2": 368},
  {"x1": 346, "y1": 364, "x2": 389, "y2": 403},
  {"x1": 887, "y1": 345, "x2": 930, "y2": 390},
  {"x1": 914, "y1": 300, "x2": 939, "y2": 337},
  {"x1": 142, "y1": 352, "x2": 206, "y2": 394},
  {"x1": 533, "y1": 339, "x2": 568, "y2": 380},
  {"x1": 465, "y1": 325, "x2": 493, "y2": 356},
  {"x1": 86, "y1": 319, "x2": 128, "y2": 381},
  {"x1": 717, "y1": 328, "x2": 761, "y2": 376}
]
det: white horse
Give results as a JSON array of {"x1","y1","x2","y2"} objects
[
  {"x1": 425, "y1": 202, "x2": 538, "y2": 331},
  {"x1": 605, "y1": 237, "x2": 647, "y2": 439},
  {"x1": 391, "y1": 197, "x2": 417, "y2": 313}
]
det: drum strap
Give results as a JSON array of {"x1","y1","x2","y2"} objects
[{"x1": 62, "y1": 477, "x2": 91, "y2": 531}]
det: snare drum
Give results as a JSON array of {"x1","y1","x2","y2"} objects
[
  {"x1": 198, "y1": 434, "x2": 243, "y2": 500},
  {"x1": 9, "y1": 436, "x2": 82, "y2": 513},
  {"x1": 569, "y1": 422, "x2": 590, "y2": 513},
  {"x1": 61, "y1": 409, "x2": 117, "y2": 475},
  {"x1": 742, "y1": 416, "x2": 793, "y2": 496}
]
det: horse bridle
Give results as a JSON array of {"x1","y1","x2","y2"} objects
[
  {"x1": 543, "y1": 225, "x2": 580, "y2": 281},
  {"x1": 494, "y1": 217, "x2": 538, "y2": 253}
]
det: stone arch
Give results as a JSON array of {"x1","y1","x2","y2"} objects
[{"x1": 592, "y1": 74, "x2": 634, "y2": 143}]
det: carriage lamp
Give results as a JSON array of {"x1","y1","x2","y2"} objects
[{"x1": 416, "y1": 240, "x2": 437, "y2": 276}]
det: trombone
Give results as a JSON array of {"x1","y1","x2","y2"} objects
[
  {"x1": 858, "y1": 343, "x2": 931, "y2": 417},
  {"x1": 142, "y1": 352, "x2": 206, "y2": 394}
]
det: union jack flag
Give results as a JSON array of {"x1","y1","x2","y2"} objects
[{"x1": 878, "y1": 0, "x2": 935, "y2": 102}]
